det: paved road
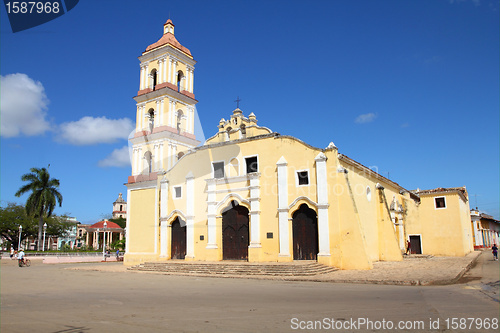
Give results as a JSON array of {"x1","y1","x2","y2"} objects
[{"x1": 1, "y1": 256, "x2": 498, "y2": 333}]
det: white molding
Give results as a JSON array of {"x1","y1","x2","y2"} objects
[
  {"x1": 215, "y1": 193, "x2": 251, "y2": 214},
  {"x1": 288, "y1": 196, "x2": 318, "y2": 210},
  {"x1": 163, "y1": 209, "x2": 187, "y2": 223}
]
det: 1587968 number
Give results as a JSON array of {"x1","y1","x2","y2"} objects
[{"x1": 5, "y1": 2, "x2": 60, "y2": 14}]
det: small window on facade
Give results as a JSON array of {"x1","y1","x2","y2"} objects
[
  {"x1": 297, "y1": 171, "x2": 309, "y2": 185},
  {"x1": 245, "y1": 156, "x2": 258, "y2": 174},
  {"x1": 174, "y1": 186, "x2": 182, "y2": 199},
  {"x1": 213, "y1": 162, "x2": 225, "y2": 179},
  {"x1": 435, "y1": 197, "x2": 446, "y2": 209}
]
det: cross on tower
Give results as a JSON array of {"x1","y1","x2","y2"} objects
[{"x1": 234, "y1": 96, "x2": 241, "y2": 109}]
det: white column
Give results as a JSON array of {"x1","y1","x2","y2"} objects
[
  {"x1": 138, "y1": 148, "x2": 143, "y2": 174},
  {"x1": 160, "y1": 143, "x2": 164, "y2": 171},
  {"x1": 315, "y1": 152, "x2": 330, "y2": 257},
  {"x1": 160, "y1": 178, "x2": 169, "y2": 257},
  {"x1": 154, "y1": 144, "x2": 159, "y2": 171},
  {"x1": 163, "y1": 57, "x2": 168, "y2": 84},
  {"x1": 167, "y1": 144, "x2": 172, "y2": 170},
  {"x1": 249, "y1": 173, "x2": 261, "y2": 248},
  {"x1": 158, "y1": 60, "x2": 163, "y2": 84},
  {"x1": 139, "y1": 66, "x2": 144, "y2": 90},
  {"x1": 125, "y1": 188, "x2": 131, "y2": 254},
  {"x1": 168, "y1": 59, "x2": 173, "y2": 83},
  {"x1": 172, "y1": 61, "x2": 177, "y2": 85},
  {"x1": 190, "y1": 68, "x2": 194, "y2": 92},
  {"x1": 185, "y1": 172, "x2": 195, "y2": 258},
  {"x1": 169, "y1": 100, "x2": 174, "y2": 127},
  {"x1": 206, "y1": 180, "x2": 217, "y2": 249},
  {"x1": 143, "y1": 65, "x2": 148, "y2": 89},
  {"x1": 277, "y1": 156, "x2": 290, "y2": 257},
  {"x1": 186, "y1": 107, "x2": 192, "y2": 134},
  {"x1": 160, "y1": 99, "x2": 164, "y2": 126},
  {"x1": 160, "y1": 220, "x2": 168, "y2": 257}
]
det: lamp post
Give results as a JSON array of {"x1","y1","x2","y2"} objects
[
  {"x1": 18, "y1": 225, "x2": 22, "y2": 250},
  {"x1": 42, "y1": 223, "x2": 47, "y2": 251},
  {"x1": 102, "y1": 221, "x2": 107, "y2": 260}
]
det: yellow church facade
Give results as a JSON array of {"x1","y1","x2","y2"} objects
[{"x1": 124, "y1": 20, "x2": 473, "y2": 270}]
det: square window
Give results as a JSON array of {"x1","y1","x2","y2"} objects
[
  {"x1": 297, "y1": 171, "x2": 309, "y2": 185},
  {"x1": 174, "y1": 186, "x2": 182, "y2": 198},
  {"x1": 435, "y1": 197, "x2": 446, "y2": 209},
  {"x1": 245, "y1": 156, "x2": 258, "y2": 174},
  {"x1": 213, "y1": 162, "x2": 225, "y2": 179}
]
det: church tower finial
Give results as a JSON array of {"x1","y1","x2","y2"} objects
[{"x1": 164, "y1": 19, "x2": 175, "y2": 35}]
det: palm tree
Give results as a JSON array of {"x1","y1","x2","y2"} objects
[{"x1": 15, "y1": 167, "x2": 63, "y2": 251}]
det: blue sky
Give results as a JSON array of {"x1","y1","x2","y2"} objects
[{"x1": 1, "y1": 0, "x2": 498, "y2": 223}]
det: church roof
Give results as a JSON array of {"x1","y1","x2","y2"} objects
[
  {"x1": 114, "y1": 193, "x2": 126, "y2": 204},
  {"x1": 144, "y1": 22, "x2": 192, "y2": 56}
]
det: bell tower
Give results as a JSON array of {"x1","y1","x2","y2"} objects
[{"x1": 129, "y1": 19, "x2": 199, "y2": 183}]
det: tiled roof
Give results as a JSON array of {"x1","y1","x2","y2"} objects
[
  {"x1": 411, "y1": 187, "x2": 467, "y2": 196},
  {"x1": 89, "y1": 220, "x2": 122, "y2": 230},
  {"x1": 144, "y1": 32, "x2": 192, "y2": 56}
]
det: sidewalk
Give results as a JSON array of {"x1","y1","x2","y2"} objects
[{"x1": 66, "y1": 250, "x2": 483, "y2": 286}]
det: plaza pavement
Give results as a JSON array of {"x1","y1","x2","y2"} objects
[{"x1": 63, "y1": 250, "x2": 483, "y2": 286}]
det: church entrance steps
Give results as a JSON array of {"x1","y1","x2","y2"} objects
[{"x1": 128, "y1": 260, "x2": 337, "y2": 277}]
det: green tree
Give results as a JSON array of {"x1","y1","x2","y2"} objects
[
  {"x1": 0, "y1": 203, "x2": 38, "y2": 249},
  {"x1": 15, "y1": 167, "x2": 63, "y2": 251},
  {"x1": 108, "y1": 216, "x2": 126, "y2": 229}
]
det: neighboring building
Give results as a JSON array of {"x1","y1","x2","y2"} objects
[
  {"x1": 471, "y1": 209, "x2": 500, "y2": 249},
  {"x1": 85, "y1": 220, "x2": 124, "y2": 250},
  {"x1": 112, "y1": 193, "x2": 127, "y2": 219},
  {"x1": 57, "y1": 217, "x2": 79, "y2": 249},
  {"x1": 124, "y1": 20, "x2": 474, "y2": 269}
]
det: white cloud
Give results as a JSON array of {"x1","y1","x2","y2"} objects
[
  {"x1": 98, "y1": 146, "x2": 131, "y2": 168},
  {"x1": 0, "y1": 73, "x2": 51, "y2": 137},
  {"x1": 57, "y1": 116, "x2": 134, "y2": 145},
  {"x1": 354, "y1": 113, "x2": 377, "y2": 124}
]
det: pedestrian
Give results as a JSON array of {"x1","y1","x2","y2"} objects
[
  {"x1": 10, "y1": 247, "x2": 14, "y2": 259},
  {"x1": 492, "y1": 244, "x2": 498, "y2": 261},
  {"x1": 116, "y1": 249, "x2": 120, "y2": 260},
  {"x1": 405, "y1": 240, "x2": 411, "y2": 255}
]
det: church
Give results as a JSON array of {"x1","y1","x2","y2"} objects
[{"x1": 124, "y1": 20, "x2": 473, "y2": 270}]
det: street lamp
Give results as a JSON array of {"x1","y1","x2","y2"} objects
[
  {"x1": 102, "y1": 221, "x2": 108, "y2": 259},
  {"x1": 42, "y1": 223, "x2": 47, "y2": 251},
  {"x1": 18, "y1": 225, "x2": 22, "y2": 250}
]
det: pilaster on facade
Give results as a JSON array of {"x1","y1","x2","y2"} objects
[
  {"x1": 185, "y1": 172, "x2": 195, "y2": 258},
  {"x1": 315, "y1": 152, "x2": 330, "y2": 257},
  {"x1": 277, "y1": 156, "x2": 290, "y2": 257},
  {"x1": 206, "y1": 180, "x2": 218, "y2": 249},
  {"x1": 249, "y1": 173, "x2": 262, "y2": 248}
]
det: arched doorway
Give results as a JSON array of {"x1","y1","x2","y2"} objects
[
  {"x1": 292, "y1": 204, "x2": 318, "y2": 260},
  {"x1": 171, "y1": 217, "x2": 186, "y2": 259},
  {"x1": 222, "y1": 201, "x2": 249, "y2": 260}
]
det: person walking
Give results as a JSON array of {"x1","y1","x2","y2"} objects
[
  {"x1": 405, "y1": 240, "x2": 411, "y2": 255},
  {"x1": 492, "y1": 244, "x2": 498, "y2": 261}
]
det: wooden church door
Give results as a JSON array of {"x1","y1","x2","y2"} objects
[
  {"x1": 171, "y1": 217, "x2": 186, "y2": 259},
  {"x1": 222, "y1": 202, "x2": 249, "y2": 260},
  {"x1": 292, "y1": 204, "x2": 318, "y2": 260}
]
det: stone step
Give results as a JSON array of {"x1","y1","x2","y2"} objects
[{"x1": 129, "y1": 261, "x2": 337, "y2": 276}]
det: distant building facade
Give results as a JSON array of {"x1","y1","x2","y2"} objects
[
  {"x1": 471, "y1": 209, "x2": 500, "y2": 248},
  {"x1": 112, "y1": 193, "x2": 127, "y2": 219}
]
